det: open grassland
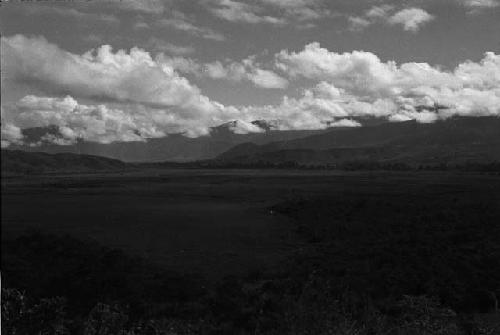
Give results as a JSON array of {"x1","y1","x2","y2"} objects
[{"x1": 3, "y1": 169, "x2": 500, "y2": 278}]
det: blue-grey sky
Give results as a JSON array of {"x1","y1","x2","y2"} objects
[{"x1": 1, "y1": 0, "x2": 500, "y2": 145}]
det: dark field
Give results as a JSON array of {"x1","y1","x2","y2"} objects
[
  {"x1": 3, "y1": 169, "x2": 497, "y2": 277},
  {"x1": 2, "y1": 169, "x2": 500, "y2": 334},
  {"x1": 2, "y1": 169, "x2": 303, "y2": 278}
]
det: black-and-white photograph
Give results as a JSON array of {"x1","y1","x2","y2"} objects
[{"x1": 1, "y1": 0, "x2": 500, "y2": 334}]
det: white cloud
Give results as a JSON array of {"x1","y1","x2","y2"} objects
[
  {"x1": 156, "y1": 54, "x2": 202, "y2": 74},
  {"x1": 156, "y1": 54, "x2": 289, "y2": 89},
  {"x1": 276, "y1": 42, "x2": 398, "y2": 96},
  {"x1": 249, "y1": 68, "x2": 290, "y2": 89},
  {"x1": 8, "y1": 96, "x2": 151, "y2": 143},
  {"x1": 2, "y1": 35, "x2": 211, "y2": 109},
  {"x1": 1, "y1": 34, "x2": 249, "y2": 143},
  {"x1": 348, "y1": 5, "x2": 433, "y2": 33},
  {"x1": 202, "y1": 57, "x2": 289, "y2": 89},
  {"x1": 1, "y1": 122, "x2": 24, "y2": 148},
  {"x1": 460, "y1": 0, "x2": 500, "y2": 13},
  {"x1": 275, "y1": 42, "x2": 500, "y2": 123},
  {"x1": 387, "y1": 8, "x2": 434, "y2": 32},
  {"x1": 329, "y1": 119, "x2": 362, "y2": 128},
  {"x1": 1, "y1": 94, "x2": 238, "y2": 145},
  {"x1": 366, "y1": 5, "x2": 393, "y2": 19},
  {"x1": 348, "y1": 16, "x2": 371, "y2": 31},
  {"x1": 0, "y1": 35, "x2": 286, "y2": 147},
  {"x1": 2, "y1": 36, "x2": 500, "y2": 147},
  {"x1": 225, "y1": 120, "x2": 265, "y2": 134},
  {"x1": 237, "y1": 91, "x2": 364, "y2": 131}
]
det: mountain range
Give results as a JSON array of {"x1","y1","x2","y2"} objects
[
  {"x1": 3, "y1": 116, "x2": 500, "y2": 170},
  {"x1": 8, "y1": 120, "x2": 328, "y2": 162},
  {"x1": 215, "y1": 116, "x2": 500, "y2": 167}
]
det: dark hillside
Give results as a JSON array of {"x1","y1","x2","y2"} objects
[
  {"x1": 216, "y1": 117, "x2": 500, "y2": 167},
  {"x1": 1, "y1": 150, "x2": 127, "y2": 174}
]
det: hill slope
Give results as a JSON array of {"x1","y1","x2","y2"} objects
[
  {"x1": 1, "y1": 150, "x2": 127, "y2": 174},
  {"x1": 216, "y1": 117, "x2": 500, "y2": 167}
]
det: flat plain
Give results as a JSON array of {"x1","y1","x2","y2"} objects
[{"x1": 3, "y1": 169, "x2": 500, "y2": 279}]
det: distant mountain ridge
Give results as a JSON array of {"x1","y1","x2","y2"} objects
[
  {"x1": 8, "y1": 121, "x2": 329, "y2": 162},
  {"x1": 5, "y1": 117, "x2": 500, "y2": 168},
  {"x1": 215, "y1": 117, "x2": 500, "y2": 167}
]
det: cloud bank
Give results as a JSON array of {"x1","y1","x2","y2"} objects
[
  {"x1": 2, "y1": 35, "x2": 210, "y2": 109},
  {"x1": 275, "y1": 42, "x2": 500, "y2": 122},
  {"x1": 2, "y1": 36, "x2": 500, "y2": 147}
]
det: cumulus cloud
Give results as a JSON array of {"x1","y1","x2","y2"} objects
[
  {"x1": 348, "y1": 5, "x2": 433, "y2": 32},
  {"x1": 276, "y1": 43, "x2": 399, "y2": 96},
  {"x1": 4, "y1": 96, "x2": 152, "y2": 144},
  {"x1": 1, "y1": 34, "x2": 247, "y2": 144},
  {"x1": 155, "y1": 55, "x2": 202, "y2": 75},
  {"x1": 154, "y1": 53, "x2": 288, "y2": 89},
  {"x1": 2, "y1": 90, "x2": 360, "y2": 147},
  {"x1": 387, "y1": 8, "x2": 434, "y2": 32},
  {"x1": 2, "y1": 36, "x2": 500, "y2": 147},
  {"x1": 202, "y1": 57, "x2": 289, "y2": 89},
  {"x1": 0, "y1": 35, "x2": 323, "y2": 147},
  {"x1": 237, "y1": 94, "x2": 363, "y2": 132},
  {"x1": 2, "y1": 35, "x2": 213, "y2": 109},
  {"x1": 248, "y1": 68, "x2": 289, "y2": 89},
  {"x1": 1, "y1": 94, "x2": 236, "y2": 146},
  {"x1": 1, "y1": 122, "x2": 24, "y2": 148},
  {"x1": 275, "y1": 42, "x2": 500, "y2": 123}
]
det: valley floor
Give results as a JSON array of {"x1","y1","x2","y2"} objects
[
  {"x1": 2, "y1": 169, "x2": 500, "y2": 334},
  {"x1": 2, "y1": 169, "x2": 500, "y2": 277}
]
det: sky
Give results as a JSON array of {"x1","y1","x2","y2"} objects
[{"x1": 1, "y1": 0, "x2": 500, "y2": 146}]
